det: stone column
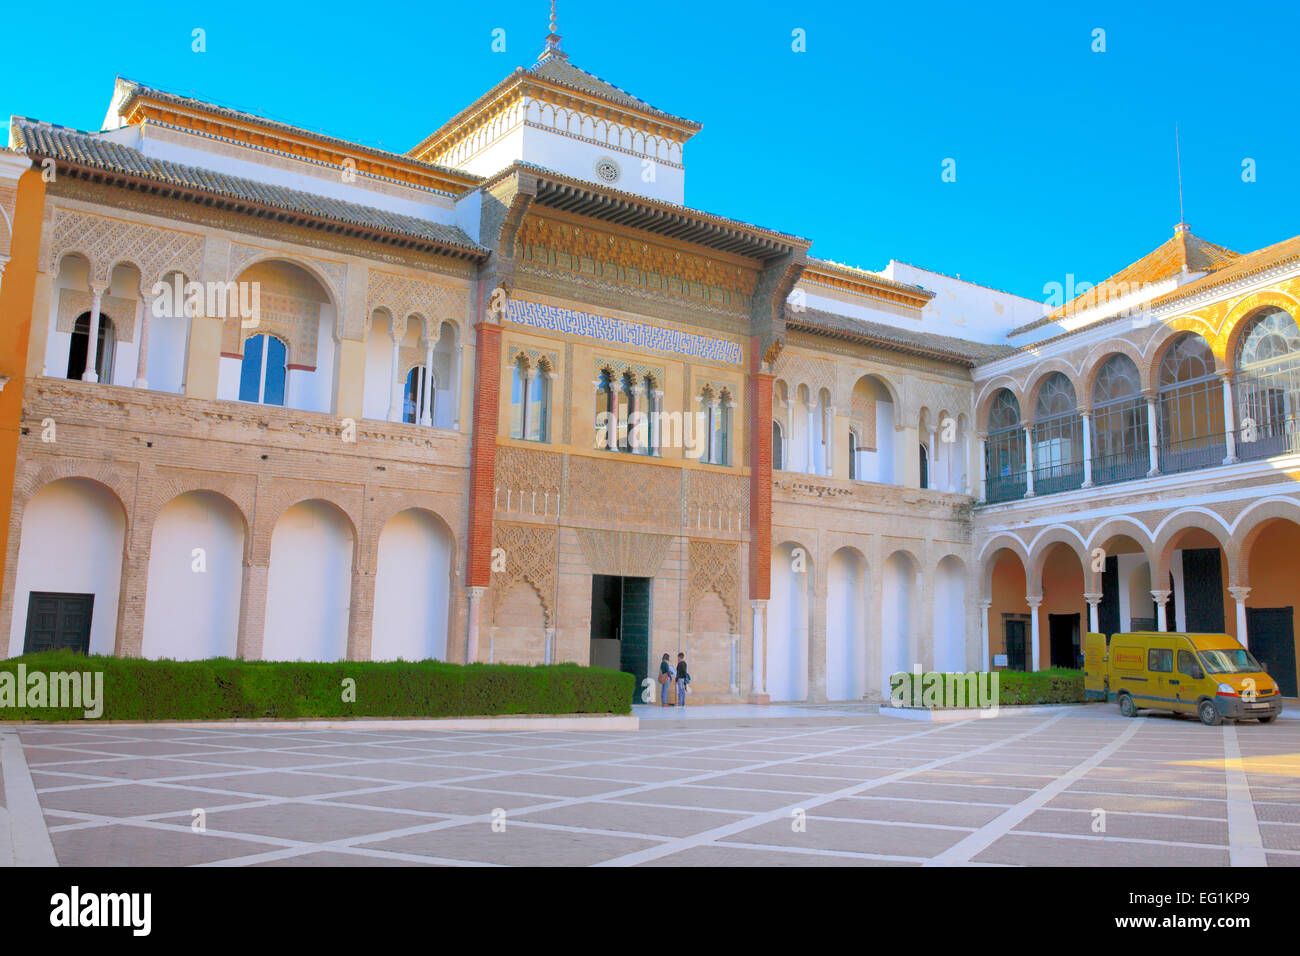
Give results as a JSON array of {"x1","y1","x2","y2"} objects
[
  {"x1": 1026, "y1": 595, "x2": 1043, "y2": 671},
  {"x1": 977, "y1": 600, "x2": 992, "y2": 671},
  {"x1": 544, "y1": 626, "x2": 555, "y2": 665},
  {"x1": 82, "y1": 285, "x2": 105, "y2": 382},
  {"x1": 113, "y1": 547, "x2": 151, "y2": 657},
  {"x1": 1084, "y1": 592, "x2": 1102, "y2": 633},
  {"x1": 387, "y1": 334, "x2": 403, "y2": 422},
  {"x1": 1229, "y1": 586, "x2": 1251, "y2": 648},
  {"x1": 1221, "y1": 372, "x2": 1238, "y2": 464},
  {"x1": 134, "y1": 292, "x2": 156, "y2": 389},
  {"x1": 927, "y1": 426, "x2": 937, "y2": 490},
  {"x1": 1023, "y1": 425, "x2": 1036, "y2": 497},
  {"x1": 522, "y1": 365, "x2": 538, "y2": 439},
  {"x1": 1080, "y1": 410, "x2": 1094, "y2": 487},
  {"x1": 1151, "y1": 588, "x2": 1171, "y2": 632},
  {"x1": 420, "y1": 336, "x2": 436, "y2": 426},
  {"x1": 750, "y1": 599, "x2": 768, "y2": 701},
  {"x1": 651, "y1": 388, "x2": 664, "y2": 454},
  {"x1": 824, "y1": 405, "x2": 836, "y2": 476},
  {"x1": 805, "y1": 399, "x2": 816, "y2": 474},
  {"x1": 346, "y1": 564, "x2": 376, "y2": 661},
  {"x1": 452, "y1": 345, "x2": 464, "y2": 431},
  {"x1": 729, "y1": 634, "x2": 738, "y2": 695},
  {"x1": 977, "y1": 434, "x2": 988, "y2": 502},
  {"x1": 1145, "y1": 393, "x2": 1160, "y2": 476},
  {"x1": 465, "y1": 585, "x2": 486, "y2": 663},
  {"x1": 236, "y1": 563, "x2": 270, "y2": 660}
]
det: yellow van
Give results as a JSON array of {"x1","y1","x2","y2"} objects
[{"x1": 1084, "y1": 631, "x2": 1283, "y2": 726}]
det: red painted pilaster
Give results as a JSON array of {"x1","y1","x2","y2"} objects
[{"x1": 465, "y1": 309, "x2": 502, "y2": 590}]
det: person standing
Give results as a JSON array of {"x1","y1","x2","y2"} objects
[
  {"x1": 675, "y1": 652, "x2": 690, "y2": 707},
  {"x1": 659, "y1": 653, "x2": 674, "y2": 707}
]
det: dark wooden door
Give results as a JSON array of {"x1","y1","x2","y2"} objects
[
  {"x1": 23, "y1": 592, "x2": 94, "y2": 654},
  {"x1": 1005, "y1": 618, "x2": 1027, "y2": 671},
  {"x1": 1182, "y1": 548, "x2": 1225, "y2": 632},
  {"x1": 1248, "y1": 607, "x2": 1297, "y2": 698},
  {"x1": 619, "y1": 578, "x2": 652, "y2": 702}
]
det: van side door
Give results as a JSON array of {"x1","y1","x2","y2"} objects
[
  {"x1": 1146, "y1": 641, "x2": 1177, "y2": 712},
  {"x1": 1175, "y1": 647, "x2": 1202, "y2": 713}
]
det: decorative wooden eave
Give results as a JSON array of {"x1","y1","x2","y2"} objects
[{"x1": 800, "y1": 260, "x2": 934, "y2": 310}]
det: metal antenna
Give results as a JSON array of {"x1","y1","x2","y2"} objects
[{"x1": 1175, "y1": 123, "x2": 1186, "y2": 226}]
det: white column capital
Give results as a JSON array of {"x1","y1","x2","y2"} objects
[
  {"x1": 1228, "y1": 585, "x2": 1252, "y2": 603},
  {"x1": 1025, "y1": 594, "x2": 1043, "y2": 610}
]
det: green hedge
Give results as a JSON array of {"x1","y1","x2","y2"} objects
[
  {"x1": 0, "y1": 653, "x2": 634, "y2": 722},
  {"x1": 995, "y1": 667, "x2": 1086, "y2": 705}
]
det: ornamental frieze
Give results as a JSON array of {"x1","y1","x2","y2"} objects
[
  {"x1": 513, "y1": 216, "x2": 756, "y2": 310},
  {"x1": 46, "y1": 206, "x2": 204, "y2": 290}
]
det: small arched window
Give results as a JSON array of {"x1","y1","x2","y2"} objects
[
  {"x1": 848, "y1": 431, "x2": 858, "y2": 480},
  {"x1": 1156, "y1": 332, "x2": 1224, "y2": 472},
  {"x1": 919, "y1": 442, "x2": 929, "y2": 489},
  {"x1": 511, "y1": 356, "x2": 550, "y2": 442},
  {"x1": 403, "y1": 365, "x2": 434, "y2": 425},
  {"x1": 1235, "y1": 308, "x2": 1300, "y2": 459},
  {"x1": 238, "y1": 334, "x2": 287, "y2": 406},
  {"x1": 67, "y1": 312, "x2": 116, "y2": 383},
  {"x1": 984, "y1": 388, "x2": 1026, "y2": 502},
  {"x1": 772, "y1": 420, "x2": 784, "y2": 471}
]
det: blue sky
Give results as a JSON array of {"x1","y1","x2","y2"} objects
[{"x1": 4, "y1": 0, "x2": 1297, "y2": 300}]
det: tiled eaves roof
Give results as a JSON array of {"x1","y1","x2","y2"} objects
[
  {"x1": 481, "y1": 161, "x2": 811, "y2": 262},
  {"x1": 116, "y1": 79, "x2": 481, "y2": 188},
  {"x1": 410, "y1": 56, "x2": 700, "y2": 160},
  {"x1": 983, "y1": 231, "x2": 1300, "y2": 363},
  {"x1": 1008, "y1": 229, "x2": 1240, "y2": 337},
  {"x1": 11, "y1": 119, "x2": 488, "y2": 260},
  {"x1": 788, "y1": 306, "x2": 1018, "y2": 368}
]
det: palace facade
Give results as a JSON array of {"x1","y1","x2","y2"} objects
[{"x1": 1, "y1": 29, "x2": 1297, "y2": 703}]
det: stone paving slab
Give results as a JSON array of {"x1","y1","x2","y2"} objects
[{"x1": 8, "y1": 707, "x2": 1300, "y2": 866}]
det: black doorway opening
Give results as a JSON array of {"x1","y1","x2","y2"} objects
[
  {"x1": 1049, "y1": 612, "x2": 1081, "y2": 669},
  {"x1": 589, "y1": 575, "x2": 652, "y2": 701}
]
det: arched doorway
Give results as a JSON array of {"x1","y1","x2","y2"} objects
[
  {"x1": 263, "y1": 500, "x2": 354, "y2": 661},
  {"x1": 768, "y1": 541, "x2": 810, "y2": 701},
  {"x1": 10, "y1": 479, "x2": 126, "y2": 657},
  {"x1": 934, "y1": 555, "x2": 967, "y2": 671},
  {"x1": 881, "y1": 550, "x2": 918, "y2": 693},
  {"x1": 371, "y1": 509, "x2": 453, "y2": 661},
  {"x1": 142, "y1": 492, "x2": 245, "y2": 659},
  {"x1": 826, "y1": 547, "x2": 868, "y2": 700}
]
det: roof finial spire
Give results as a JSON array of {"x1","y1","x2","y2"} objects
[
  {"x1": 1174, "y1": 123, "x2": 1189, "y2": 235},
  {"x1": 540, "y1": 0, "x2": 566, "y2": 61}
]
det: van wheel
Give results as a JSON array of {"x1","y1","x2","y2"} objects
[
  {"x1": 1118, "y1": 693, "x2": 1136, "y2": 718},
  {"x1": 1198, "y1": 700, "x2": 1223, "y2": 726}
]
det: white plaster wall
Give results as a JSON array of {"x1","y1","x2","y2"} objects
[
  {"x1": 142, "y1": 492, "x2": 243, "y2": 659},
  {"x1": 826, "y1": 548, "x2": 867, "y2": 701},
  {"x1": 858, "y1": 400, "x2": 897, "y2": 484},
  {"x1": 880, "y1": 261, "x2": 1047, "y2": 344},
  {"x1": 8, "y1": 479, "x2": 125, "y2": 657},
  {"x1": 216, "y1": 356, "x2": 242, "y2": 401},
  {"x1": 516, "y1": 125, "x2": 685, "y2": 205},
  {"x1": 768, "y1": 542, "x2": 809, "y2": 701},
  {"x1": 145, "y1": 302, "x2": 190, "y2": 393},
  {"x1": 934, "y1": 556, "x2": 967, "y2": 671},
  {"x1": 881, "y1": 552, "x2": 916, "y2": 695},
  {"x1": 363, "y1": 314, "x2": 393, "y2": 421},
  {"x1": 286, "y1": 307, "x2": 336, "y2": 414},
  {"x1": 263, "y1": 500, "x2": 354, "y2": 661},
  {"x1": 371, "y1": 510, "x2": 452, "y2": 661}
]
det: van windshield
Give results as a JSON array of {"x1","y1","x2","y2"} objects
[{"x1": 1197, "y1": 647, "x2": 1263, "y2": 675}]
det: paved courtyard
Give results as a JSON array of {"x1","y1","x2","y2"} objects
[{"x1": 3, "y1": 704, "x2": 1299, "y2": 866}]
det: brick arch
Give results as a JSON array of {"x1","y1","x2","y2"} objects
[
  {"x1": 1152, "y1": 508, "x2": 1236, "y2": 584},
  {"x1": 1023, "y1": 361, "x2": 1085, "y2": 420},
  {"x1": 1233, "y1": 497, "x2": 1300, "y2": 586},
  {"x1": 371, "y1": 501, "x2": 459, "y2": 560},
  {"x1": 1080, "y1": 339, "x2": 1149, "y2": 400},
  {"x1": 1147, "y1": 318, "x2": 1225, "y2": 384},
  {"x1": 974, "y1": 378, "x2": 1025, "y2": 434},
  {"x1": 137, "y1": 481, "x2": 255, "y2": 562},
  {"x1": 1027, "y1": 525, "x2": 1090, "y2": 591},
  {"x1": 1087, "y1": 516, "x2": 1156, "y2": 563},
  {"x1": 1220, "y1": 290, "x2": 1300, "y2": 369},
  {"x1": 978, "y1": 533, "x2": 1030, "y2": 602},
  {"x1": 14, "y1": 461, "x2": 135, "y2": 526},
  {"x1": 252, "y1": 494, "x2": 362, "y2": 567}
]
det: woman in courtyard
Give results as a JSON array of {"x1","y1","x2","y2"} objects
[{"x1": 659, "y1": 653, "x2": 674, "y2": 706}]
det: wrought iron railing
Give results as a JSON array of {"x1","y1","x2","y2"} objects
[
  {"x1": 1158, "y1": 432, "x2": 1228, "y2": 475},
  {"x1": 1090, "y1": 448, "x2": 1151, "y2": 486},
  {"x1": 1236, "y1": 414, "x2": 1300, "y2": 461},
  {"x1": 1030, "y1": 460, "x2": 1084, "y2": 495},
  {"x1": 986, "y1": 472, "x2": 1028, "y2": 503}
]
